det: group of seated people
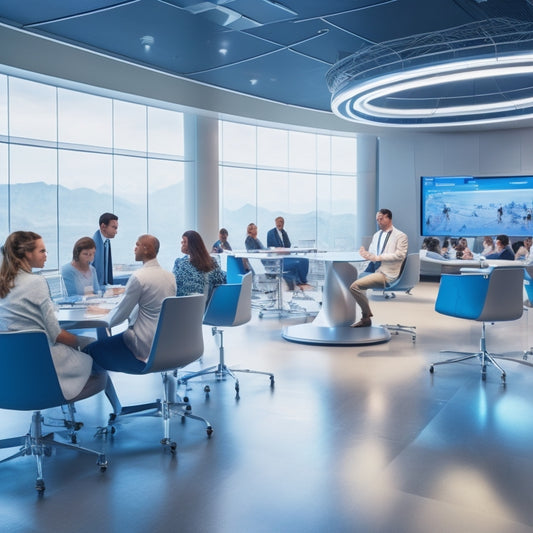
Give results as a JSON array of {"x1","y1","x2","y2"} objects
[
  {"x1": 0, "y1": 216, "x2": 312, "y2": 399},
  {"x1": 210, "y1": 217, "x2": 313, "y2": 291},
  {"x1": 422, "y1": 234, "x2": 532, "y2": 262},
  {"x1": 0, "y1": 228, "x2": 228, "y2": 400}
]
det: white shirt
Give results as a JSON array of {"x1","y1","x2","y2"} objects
[{"x1": 107, "y1": 258, "x2": 176, "y2": 362}]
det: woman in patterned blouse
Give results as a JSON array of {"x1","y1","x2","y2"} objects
[{"x1": 173, "y1": 230, "x2": 226, "y2": 298}]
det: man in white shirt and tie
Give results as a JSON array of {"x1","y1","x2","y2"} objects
[
  {"x1": 92, "y1": 212, "x2": 118, "y2": 289},
  {"x1": 349, "y1": 208, "x2": 408, "y2": 327}
]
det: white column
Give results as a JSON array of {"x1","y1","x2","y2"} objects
[
  {"x1": 355, "y1": 135, "x2": 378, "y2": 246},
  {"x1": 184, "y1": 114, "x2": 219, "y2": 242}
]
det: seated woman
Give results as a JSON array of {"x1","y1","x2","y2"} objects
[
  {"x1": 61, "y1": 236, "x2": 100, "y2": 296},
  {"x1": 456, "y1": 237, "x2": 474, "y2": 260},
  {"x1": 0, "y1": 231, "x2": 96, "y2": 401},
  {"x1": 481, "y1": 236, "x2": 495, "y2": 256},
  {"x1": 173, "y1": 230, "x2": 226, "y2": 298}
]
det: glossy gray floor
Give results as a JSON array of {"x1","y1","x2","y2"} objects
[{"x1": 2, "y1": 280, "x2": 533, "y2": 533}]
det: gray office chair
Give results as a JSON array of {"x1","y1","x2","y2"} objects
[
  {"x1": 104, "y1": 294, "x2": 213, "y2": 453},
  {"x1": 0, "y1": 330, "x2": 108, "y2": 493},
  {"x1": 382, "y1": 253, "x2": 420, "y2": 298},
  {"x1": 178, "y1": 272, "x2": 275, "y2": 398},
  {"x1": 429, "y1": 266, "x2": 524, "y2": 383}
]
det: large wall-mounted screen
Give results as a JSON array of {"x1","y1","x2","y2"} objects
[{"x1": 421, "y1": 175, "x2": 533, "y2": 237}]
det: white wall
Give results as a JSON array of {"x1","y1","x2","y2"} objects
[{"x1": 378, "y1": 128, "x2": 533, "y2": 251}]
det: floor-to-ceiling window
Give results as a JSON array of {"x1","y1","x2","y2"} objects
[
  {"x1": 0, "y1": 75, "x2": 186, "y2": 271},
  {"x1": 219, "y1": 120, "x2": 358, "y2": 250},
  {"x1": 1, "y1": 71, "x2": 361, "y2": 274}
]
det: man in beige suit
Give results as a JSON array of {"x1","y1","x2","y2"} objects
[{"x1": 349, "y1": 208, "x2": 408, "y2": 327}]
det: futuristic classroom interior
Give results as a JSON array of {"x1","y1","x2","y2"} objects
[{"x1": 3, "y1": 2, "x2": 533, "y2": 532}]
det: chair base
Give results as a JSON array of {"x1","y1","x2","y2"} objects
[
  {"x1": 0, "y1": 411, "x2": 107, "y2": 493},
  {"x1": 382, "y1": 288, "x2": 414, "y2": 299},
  {"x1": 383, "y1": 323, "x2": 416, "y2": 342},
  {"x1": 99, "y1": 373, "x2": 213, "y2": 453},
  {"x1": 429, "y1": 349, "x2": 507, "y2": 383},
  {"x1": 178, "y1": 363, "x2": 275, "y2": 399}
]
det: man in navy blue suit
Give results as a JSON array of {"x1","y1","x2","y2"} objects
[
  {"x1": 266, "y1": 216, "x2": 311, "y2": 290},
  {"x1": 92, "y1": 212, "x2": 119, "y2": 289}
]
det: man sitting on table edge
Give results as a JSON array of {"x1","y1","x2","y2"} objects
[
  {"x1": 83, "y1": 234, "x2": 176, "y2": 373},
  {"x1": 349, "y1": 208, "x2": 408, "y2": 328}
]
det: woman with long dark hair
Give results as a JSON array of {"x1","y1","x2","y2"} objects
[
  {"x1": 0, "y1": 231, "x2": 94, "y2": 400},
  {"x1": 173, "y1": 230, "x2": 226, "y2": 297}
]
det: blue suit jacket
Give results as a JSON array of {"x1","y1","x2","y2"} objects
[
  {"x1": 267, "y1": 228, "x2": 291, "y2": 248},
  {"x1": 92, "y1": 229, "x2": 113, "y2": 287}
]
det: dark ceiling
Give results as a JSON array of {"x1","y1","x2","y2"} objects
[{"x1": 0, "y1": 0, "x2": 532, "y2": 115}]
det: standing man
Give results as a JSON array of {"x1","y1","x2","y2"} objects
[
  {"x1": 266, "y1": 216, "x2": 311, "y2": 290},
  {"x1": 92, "y1": 212, "x2": 118, "y2": 288},
  {"x1": 349, "y1": 209, "x2": 408, "y2": 327},
  {"x1": 84, "y1": 234, "x2": 176, "y2": 372}
]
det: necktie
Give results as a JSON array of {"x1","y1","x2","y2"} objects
[{"x1": 104, "y1": 239, "x2": 110, "y2": 285}]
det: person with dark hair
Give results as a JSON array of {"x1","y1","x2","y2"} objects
[
  {"x1": 485, "y1": 234, "x2": 515, "y2": 260},
  {"x1": 266, "y1": 216, "x2": 311, "y2": 290},
  {"x1": 349, "y1": 208, "x2": 408, "y2": 327},
  {"x1": 84, "y1": 234, "x2": 176, "y2": 372},
  {"x1": 211, "y1": 228, "x2": 232, "y2": 253},
  {"x1": 0, "y1": 231, "x2": 95, "y2": 400},
  {"x1": 173, "y1": 230, "x2": 226, "y2": 298},
  {"x1": 424, "y1": 237, "x2": 444, "y2": 259},
  {"x1": 61, "y1": 236, "x2": 100, "y2": 296},
  {"x1": 92, "y1": 212, "x2": 119, "y2": 287}
]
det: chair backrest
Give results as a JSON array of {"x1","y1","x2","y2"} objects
[
  {"x1": 226, "y1": 255, "x2": 248, "y2": 284},
  {"x1": 203, "y1": 272, "x2": 252, "y2": 328},
  {"x1": 386, "y1": 253, "x2": 420, "y2": 291},
  {"x1": 436, "y1": 266, "x2": 524, "y2": 322},
  {"x1": 479, "y1": 266, "x2": 524, "y2": 322},
  {"x1": 143, "y1": 294, "x2": 205, "y2": 374},
  {"x1": 0, "y1": 330, "x2": 67, "y2": 410}
]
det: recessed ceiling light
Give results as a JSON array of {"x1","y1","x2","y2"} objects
[
  {"x1": 140, "y1": 35, "x2": 154, "y2": 52},
  {"x1": 250, "y1": 79, "x2": 258, "y2": 86},
  {"x1": 219, "y1": 48, "x2": 228, "y2": 55}
]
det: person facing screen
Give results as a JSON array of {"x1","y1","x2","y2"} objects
[{"x1": 485, "y1": 234, "x2": 515, "y2": 260}]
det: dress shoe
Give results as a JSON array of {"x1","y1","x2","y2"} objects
[{"x1": 350, "y1": 317, "x2": 372, "y2": 328}]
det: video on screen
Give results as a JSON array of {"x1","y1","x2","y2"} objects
[{"x1": 421, "y1": 175, "x2": 533, "y2": 237}]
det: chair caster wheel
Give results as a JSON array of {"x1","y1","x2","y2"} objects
[
  {"x1": 183, "y1": 396, "x2": 189, "y2": 403},
  {"x1": 206, "y1": 426, "x2": 213, "y2": 437},
  {"x1": 429, "y1": 365, "x2": 434, "y2": 373},
  {"x1": 204, "y1": 385, "x2": 210, "y2": 393},
  {"x1": 36, "y1": 479, "x2": 45, "y2": 493},
  {"x1": 170, "y1": 442, "x2": 177, "y2": 454}
]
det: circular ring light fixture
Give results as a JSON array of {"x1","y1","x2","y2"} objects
[{"x1": 326, "y1": 18, "x2": 533, "y2": 127}]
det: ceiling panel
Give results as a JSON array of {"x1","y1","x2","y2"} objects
[{"x1": 0, "y1": 0, "x2": 532, "y2": 127}]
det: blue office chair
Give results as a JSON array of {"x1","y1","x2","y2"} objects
[
  {"x1": 178, "y1": 272, "x2": 275, "y2": 398},
  {"x1": 104, "y1": 294, "x2": 213, "y2": 453},
  {"x1": 0, "y1": 330, "x2": 108, "y2": 494},
  {"x1": 381, "y1": 253, "x2": 420, "y2": 298},
  {"x1": 429, "y1": 266, "x2": 524, "y2": 383}
]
